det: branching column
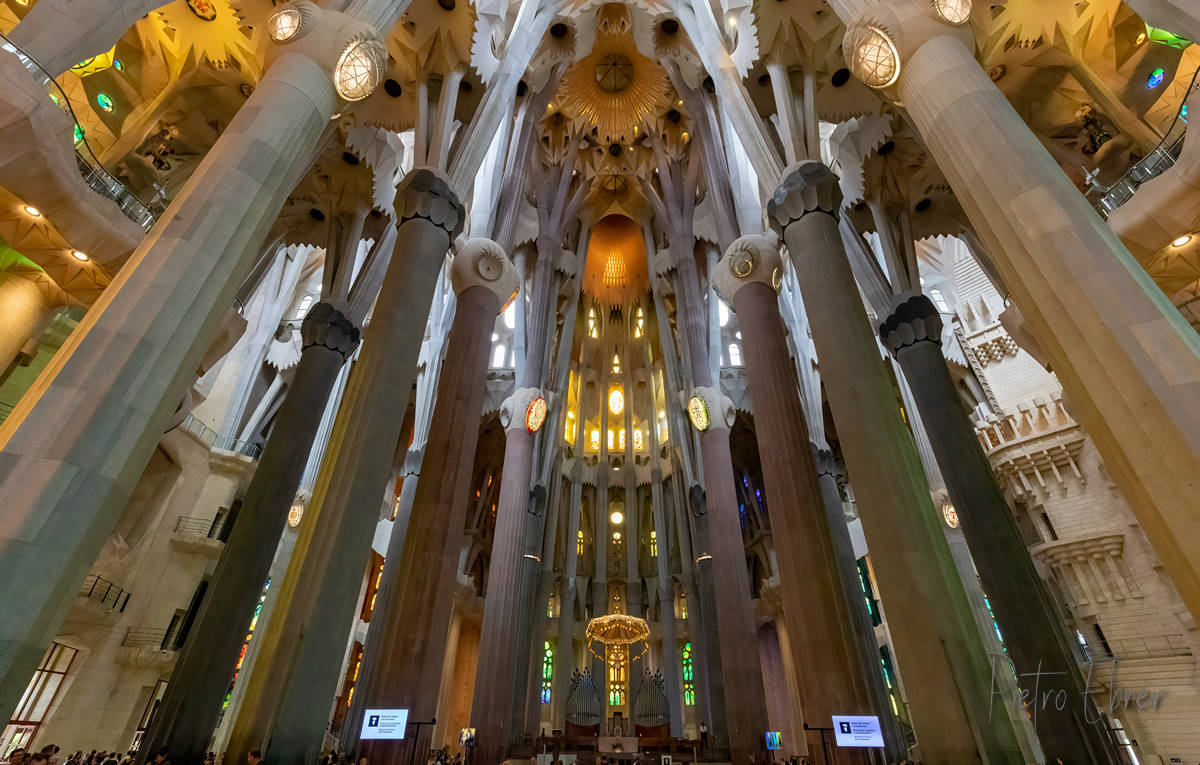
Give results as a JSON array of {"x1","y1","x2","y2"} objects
[
  {"x1": 346, "y1": 239, "x2": 517, "y2": 765},
  {"x1": 142, "y1": 301, "x2": 362, "y2": 765},
  {"x1": 225, "y1": 169, "x2": 465, "y2": 765},
  {"x1": 0, "y1": 7, "x2": 384, "y2": 716},
  {"x1": 879, "y1": 293, "x2": 1117, "y2": 764},
  {"x1": 836, "y1": 0, "x2": 1200, "y2": 623},
  {"x1": 768, "y1": 160, "x2": 1022, "y2": 764},
  {"x1": 713, "y1": 234, "x2": 880, "y2": 764}
]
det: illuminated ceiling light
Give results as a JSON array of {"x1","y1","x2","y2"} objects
[
  {"x1": 848, "y1": 26, "x2": 901, "y2": 89},
  {"x1": 22, "y1": 205, "x2": 41, "y2": 217},
  {"x1": 1147, "y1": 68, "x2": 1166, "y2": 89},
  {"x1": 96, "y1": 92, "x2": 114, "y2": 112},
  {"x1": 687, "y1": 396, "x2": 711, "y2": 432},
  {"x1": 727, "y1": 14, "x2": 737, "y2": 26},
  {"x1": 612, "y1": 531, "x2": 622, "y2": 540},
  {"x1": 610, "y1": 509, "x2": 624, "y2": 525},
  {"x1": 609, "y1": 386, "x2": 624, "y2": 416},
  {"x1": 334, "y1": 38, "x2": 386, "y2": 101},
  {"x1": 1135, "y1": 31, "x2": 1147, "y2": 45},
  {"x1": 268, "y1": 6, "x2": 302, "y2": 42},
  {"x1": 71, "y1": 250, "x2": 90, "y2": 261},
  {"x1": 931, "y1": 0, "x2": 971, "y2": 25},
  {"x1": 1172, "y1": 234, "x2": 1193, "y2": 247},
  {"x1": 525, "y1": 396, "x2": 548, "y2": 433},
  {"x1": 287, "y1": 504, "x2": 304, "y2": 528},
  {"x1": 942, "y1": 503, "x2": 959, "y2": 529}
]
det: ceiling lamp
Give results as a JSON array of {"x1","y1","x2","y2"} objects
[
  {"x1": 287, "y1": 504, "x2": 304, "y2": 528},
  {"x1": 687, "y1": 396, "x2": 710, "y2": 432},
  {"x1": 22, "y1": 205, "x2": 41, "y2": 217},
  {"x1": 268, "y1": 6, "x2": 302, "y2": 42},
  {"x1": 848, "y1": 26, "x2": 901, "y2": 89},
  {"x1": 608, "y1": 386, "x2": 624, "y2": 416},
  {"x1": 1172, "y1": 234, "x2": 1193, "y2": 247},
  {"x1": 525, "y1": 397, "x2": 547, "y2": 433},
  {"x1": 931, "y1": 0, "x2": 971, "y2": 25},
  {"x1": 333, "y1": 38, "x2": 386, "y2": 101},
  {"x1": 942, "y1": 503, "x2": 959, "y2": 529},
  {"x1": 71, "y1": 250, "x2": 90, "y2": 261},
  {"x1": 585, "y1": 614, "x2": 651, "y2": 661},
  {"x1": 610, "y1": 509, "x2": 624, "y2": 525}
]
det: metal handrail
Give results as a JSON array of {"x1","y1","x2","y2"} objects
[
  {"x1": 1077, "y1": 634, "x2": 1192, "y2": 662},
  {"x1": 121, "y1": 627, "x2": 180, "y2": 651},
  {"x1": 80, "y1": 574, "x2": 131, "y2": 612},
  {"x1": 0, "y1": 31, "x2": 157, "y2": 231},
  {"x1": 173, "y1": 514, "x2": 229, "y2": 541},
  {"x1": 180, "y1": 414, "x2": 263, "y2": 460},
  {"x1": 1096, "y1": 63, "x2": 1200, "y2": 217}
]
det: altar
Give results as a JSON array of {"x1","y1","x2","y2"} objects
[{"x1": 597, "y1": 736, "x2": 639, "y2": 754}]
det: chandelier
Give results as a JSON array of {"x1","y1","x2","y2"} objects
[{"x1": 585, "y1": 614, "x2": 651, "y2": 661}]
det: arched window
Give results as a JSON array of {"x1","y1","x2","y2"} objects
[
  {"x1": 930, "y1": 288, "x2": 950, "y2": 313},
  {"x1": 649, "y1": 529, "x2": 657, "y2": 557},
  {"x1": 294, "y1": 294, "x2": 313, "y2": 319},
  {"x1": 718, "y1": 300, "x2": 730, "y2": 327},
  {"x1": 728, "y1": 342, "x2": 742, "y2": 366},
  {"x1": 541, "y1": 641, "x2": 554, "y2": 703},
  {"x1": 577, "y1": 529, "x2": 584, "y2": 556},
  {"x1": 492, "y1": 343, "x2": 507, "y2": 368},
  {"x1": 681, "y1": 641, "x2": 695, "y2": 706}
]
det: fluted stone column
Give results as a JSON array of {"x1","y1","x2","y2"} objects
[
  {"x1": 688, "y1": 386, "x2": 767, "y2": 763},
  {"x1": 0, "y1": 5, "x2": 385, "y2": 719},
  {"x1": 225, "y1": 169, "x2": 465, "y2": 765},
  {"x1": 768, "y1": 160, "x2": 1022, "y2": 764},
  {"x1": 713, "y1": 234, "x2": 879, "y2": 764},
  {"x1": 141, "y1": 302, "x2": 360, "y2": 765},
  {"x1": 343, "y1": 239, "x2": 517, "y2": 765},
  {"x1": 649, "y1": 468, "x2": 683, "y2": 738},
  {"x1": 879, "y1": 293, "x2": 1118, "y2": 764},
  {"x1": 833, "y1": 0, "x2": 1200, "y2": 625},
  {"x1": 552, "y1": 465, "x2": 584, "y2": 731},
  {"x1": 469, "y1": 386, "x2": 546, "y2": 764}
]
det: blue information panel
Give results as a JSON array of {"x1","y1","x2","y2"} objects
[
  {"x1": 831, "y1": 715, "x2": 884, "y2": 748},
  {"x1": 361, "y1": 709, "x2": 409, "y2": 740}
]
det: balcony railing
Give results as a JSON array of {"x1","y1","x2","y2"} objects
[
  {"x1": 0, "y1": 32, "x2": 157, "y2": 231},
  {"x1": 1094, "y1": 64, "x2": 1200, "y2": 218},
  {"x1": 121, "y1": 627, "x2": 181, "y2": 651},
  {"x1": 1077, "y1": 634, "x2": 1193, "y2": 663},
  {"x1": 180, "y1": 415, "x2": 263, "y2": 460},
  {"x1": 174, "y1": 514, "x2": 230, "y2": 542},
  {"x1": 80, "y1": 574, "x2": 130, "y2": 612}
]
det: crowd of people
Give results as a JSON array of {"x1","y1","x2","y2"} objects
[{"x1": 1, "y1": 746, "x2": 267, "y2": 765}]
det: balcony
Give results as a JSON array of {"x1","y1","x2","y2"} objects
[
  {"x1": 169, "y1": 515, "x2": 229, "y2": 557},
  {"x1": 1076, "y1": 634, "x2": 1193, "y2": 663},
  {"x1": 116, "y1": 628, "x2": 180, "y2": 669},
  {"x1": 68, "y1": 574, "x2": 131, "y2": 625},
  {"x1": 180, "y1": 414, "x2": 263, "y2": 460}
]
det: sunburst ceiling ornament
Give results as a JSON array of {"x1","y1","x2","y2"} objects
[
  {"x1": 557, "y1": 6, "x2": 668, "y2": 144},
  {"x1": 154, "y1": 0, "x2": 258, "y2": 71}
]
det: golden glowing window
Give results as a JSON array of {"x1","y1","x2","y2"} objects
[
  {"x1": 565, "y1": 411, "x2": 576, "y2": 444},
  {"x1": 590, "y1": 429, "x2": 600, "y2": 451},
  {"x1": 588, "y1": 308, "x2": 599, "y2": 339},
  {"x1": 618, "y1": 429, "x2": 626, "y2": 451},
  {"x1": 609, "y1": 386, "x2": 624, "y2": 416},
  {"x1": 634, "y1": 307, "x2": 645, "y2": 338},
  {"x1": 577, "y1": 529, "x2": 584, "y2": 555},
  {"x1": 611, "y1": 353, "x2": 621, "y2": 374},
  {"x1": 650, "y1": 529, "x2": 658, "y2": 557},
  {"x1": 633, "y1": 428, "x2": 644, "y2": 451},
  {"x1": 607, "y1": 428, "x2": 614, "y2": 451}
]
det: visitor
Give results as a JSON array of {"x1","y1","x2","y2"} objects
[
  {"x1": 151, "y1": 747, "x2": 171, "y2": 765},
  {"x1": 246, "y1": 749, "x2": 262, "y2": 765},
  {"x1": 4, "y1": 748, "x2": 26, "y2": 764}
]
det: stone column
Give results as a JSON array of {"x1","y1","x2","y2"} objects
[
  {"x1": 649, "y1": 467, "x2": 683, "y2": 737},
  {"x1": 768, "y1": 160, "x2": 1022, "y2": 764},
  {"x1": 688, "y1": 387, "x2": 768, "y2": 763},
  {"x1": 225, "y1": 168, "x2": 465, "y2": 765},
  {"x1": 343, "y1": 239, "x2": 517, "y2": 765},
  {"x1": 835, "y1": 0, "x2": 1200, "y2": 624},
  {"x1": 552, "y1": 465, "x2": 584, "y2": 731},
  {"x1": 0, "y1": 272, "x2": 55, "y2": 380},
  {"x1": 141, "y1": 302, "x2": 360, "y2": 765},
  {"x1": 469, "y1": 386, "x2": 546, "y2": 764},
  {"x1": 712, "y1": 234, "x2": 879, "y2": 764},
  {"x1": 879, "y1": 293, "x2": 1118, "y2": 764},
  {"x1": 0, "y1": 6, "x2": 384, "y2": 718}
]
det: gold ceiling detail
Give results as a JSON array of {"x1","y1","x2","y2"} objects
[
  {"x1": 582, "y1": 214, "x2": 649, "y2": 306},
  {"x1": 154, "y1": 0, "x2": 259, "y2": 72},
  {"x1": 557, "y1": 4, "x2": 668, "y2": 144}
]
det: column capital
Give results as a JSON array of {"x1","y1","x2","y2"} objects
[
  {"x1": 712, "y1": 233, "x2": 783, "y2": 305},
  {"x1": 838, "y1": 1, "x2": 973, "y2": 96},
  {"x1": 301, "y1": 301, "x2": 361, "y2": 359},
  {"x1": 878, "y1": 292, "x2": 943, "y2": 357},
  {"x1": 395, "y1": 167, "x2": 466, "y2": 239},
  {"x1": 451, "y1": 237, "x2": 519, "y2": 310},
  {"x1": 767, "y1": 160, "x2": 843, "y2": 235},
  {"x1": 265, "y1": 2, "x2": 388, "y2": 102},
  {"x1": 684, "y1": 385, "x2": 734, "y2": 434},
  {"x1": 500, "y1": 386, "x2": 546, "y2": 433}
]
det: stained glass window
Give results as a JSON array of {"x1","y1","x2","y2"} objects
[
  {"x1": 541, "y1": 641, "x2": 554, "y2": 703},
  {"x1": 224, "y1": 578, "x2": 271, "y2": 707},
  {"x1": 608, "y1": 646, "x2": 626, "y2": 706},
  {"x1": 577, "y1": 529, "x2": 584, "y2": 555},
  {"x1": 649, "y1": 530, "x2": 657, "y2": 557},
  {"x1": 681, "y1": 641, "x2": 695, "y2": 706}
]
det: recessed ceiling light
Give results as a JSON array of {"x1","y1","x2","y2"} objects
[
  {"x1": 71, "y1": 250, "x2": 89, "y2": 261},
  {"x1": 1172, "y1": 235, "x2": 1193, "y2": 247},
  {"x1": 610, "y1": 510, "x2": 624, "y2": 525},
  {"x1": 23, "y1": 205, "x2": 41, "y2": 216}
]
